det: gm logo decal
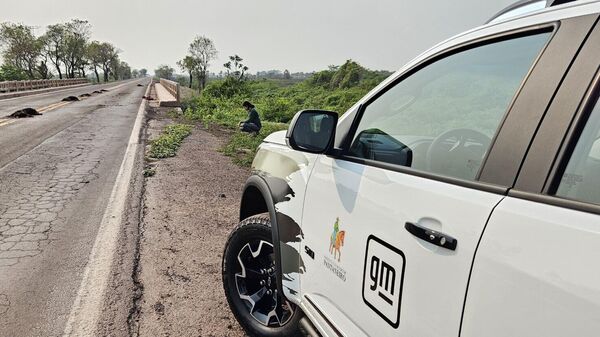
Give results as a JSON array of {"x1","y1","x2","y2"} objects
[{"x1": 362, "y1": 235, "x2": 405, "y2": 328}]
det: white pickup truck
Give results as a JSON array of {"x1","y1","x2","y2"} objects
[{"x1": 222, "y1": 1, "x2": 600, "y2": 336}]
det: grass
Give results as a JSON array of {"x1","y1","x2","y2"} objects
[
  {"x1": 148, "y1": 124, "x2": 193, "y2": 159},
  {"x1": 220, "y1": 122, "x2": 288, "y2": 166}
]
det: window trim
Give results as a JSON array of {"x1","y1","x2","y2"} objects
[
  {"x1": 509, "y1": 189, "x2": 600, "y2": 214},
  {"x1": 334, "y1": 23, "x2": 558, "y2": 192},
  {"x1": 508, "y1": 15, "x2": 600, "y2": 215},
  {"x1": 515, "y1": 69, "x2": 600, "y2": 214},
  {"x1": 479, "y1": 14, "x2": 596, "y2": 186},
  {"x1": 546, "y1": 72, "x2": 600, "y2": 196}
]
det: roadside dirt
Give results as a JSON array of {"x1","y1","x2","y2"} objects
[{"x1": 136, "y1": 106, "x2": 248, "y2": 336}]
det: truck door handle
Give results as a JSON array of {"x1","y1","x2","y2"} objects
[{"x1": 405, "y1": 222, "x2": 457, "y2": 251}]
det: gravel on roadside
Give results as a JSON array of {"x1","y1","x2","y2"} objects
[{"x1": 136, "y1": 108, "x2": 248, "y2": 337}]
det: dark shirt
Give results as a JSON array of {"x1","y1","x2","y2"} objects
[{"x1": 244, "y1": 108, "x2": 261, "y2": 129}]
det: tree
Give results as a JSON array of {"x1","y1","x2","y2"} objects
[
  {"x1": 0, "y1": 64, "x2": 27, "y2": 81},
  {"x1": 0, "y1": 20, "x2": 132, "y2": 82},
  {"x1": 223, "y1": 54, "x2": 248, "y2": 81},
  {"x1": 154, "y1": 64, "x2": 174, "y2": 80},
  {"x1": 41, "y1": 23, "x2": 67, "y2": 79},
  {"x1": 109, "y1": 54, "x2": 121, "y2": 80},
  {"x1": 116, "y1": 61, "x2": 131, "y2": 80},
  {"x1": 176, "y1": 56, "x2": 196, "y2": 88},
  {"x1": 132, "y1": 69, "x2": 139, "y2": 78},
  {"x1": 63, "y1": 19, "x2": 91, "y2": 78},
  {"x1": 188, "y1": 35, "x2": 217, "y2": 93},
  {"x1": 139, "y1": 68, "x2": 147, "y2": 77},
  {"x1": 86, "y1": 41, "x2": 103, "y2": 82},
  {"x1": 97, "y1": 42, "x2": 118, "y2": 82},
  {"x1": 283, "y1": 69, "x2": 291, "y2": 79},
  {"x1": 37, "y1": 57, "x2": 51, "y2": 79},
  {"x1": 0, "y1": 23, "x2": 42, "y2": 79}
]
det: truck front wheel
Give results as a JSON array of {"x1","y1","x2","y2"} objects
[{"x1": 222, "y1": 215, "x2": 302, "y2": 337}]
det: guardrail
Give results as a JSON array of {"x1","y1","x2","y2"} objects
[
  {"x1": 159, "y1": 78, "x2": 180, "y2": 103},
  {"x1": 0, "y1": 78, "x2": 88, "y2": 93}
]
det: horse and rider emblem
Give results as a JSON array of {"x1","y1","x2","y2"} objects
[{"x1": 329, "y1": 217, "x2": 346, "y2": 262}]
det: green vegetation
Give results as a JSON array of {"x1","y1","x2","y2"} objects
[
  {"x1": 174, "y1": 36, "x2": 217, "y2": 92},
  {"x1": 148, "y1": 124, "x2": 193, "y2": 159},
  {"x1": 221, "y1": 123, "x2": 288, "y2": 166},
  {"x1": 0, "y1": 20, "x2": 142, "y2": 82},
  {"x1": 154, "y1": 64, "x2": 175, "y2": 81},
  {"x1": 143, "y1": 167, "x2": 156, "y2": 177},
  {"x1": 0, "y1": 64, "x2": 27, "y2": 81},
  {"x1": 181, "y1": 60, "x2": 391, "y2": 165}
]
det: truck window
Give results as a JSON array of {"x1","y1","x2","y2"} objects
[
  {"x1": 556, "y1": 96, "x2": 600, "y2": 204},
  {"x1": 347, "y1": 32, "x2": 550, "y2": 181}
]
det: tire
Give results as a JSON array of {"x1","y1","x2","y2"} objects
[{"x1": 222, "y1": 215, "x2": 302, "y2": 337}]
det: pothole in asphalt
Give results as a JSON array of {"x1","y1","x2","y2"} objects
[
  {"x1": 100, "y1": 89, "x2": 109, "y2": 92},
  {"x1": 79, "y1": 93, "x2": 91, "y2": 97},
  {"x1": 137, "y1": 84, "x2": 143, "y2": 87},
  {"x1": 62, "y1": 96, "x2": 80, "y2": 102},
  {"x1": 92, "y1": 90, "x2": 102, "y2": 94},
  {"x1": 9, "y1": 108, "x2": 41, "y2": 118}
]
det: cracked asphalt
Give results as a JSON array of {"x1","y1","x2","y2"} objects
[{"x1": 0, "y1": 79, "x2": 148, "y2": 336}]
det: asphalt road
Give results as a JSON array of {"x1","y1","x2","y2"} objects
[{"x1": 0, "y1": 78, "x2": 149, "y2": 336}]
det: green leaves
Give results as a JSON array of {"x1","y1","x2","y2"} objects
[
  {"x1": 149, "y1": 124, "x2": 193, "y2": 159},
  {"x1": 154, "y1": 65, "x2": 175, "y2": 80},
  {"x1": 0, "y1": 64, "x2": 27, "y2": 81}
]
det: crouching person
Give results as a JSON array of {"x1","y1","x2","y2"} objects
[{"x1": 239, "y1": 101, "x2": 261, "y2": 134}]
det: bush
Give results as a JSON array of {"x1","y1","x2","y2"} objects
[
  {"x1": 0, "y1": 64, "x2": 27, "y2": 81},
  {"x1": 148, "y1": 124, "x2": 193, "y2": 159}
]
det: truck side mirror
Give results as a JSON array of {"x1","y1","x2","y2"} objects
[{"x1": 286, "y1": 109, "x2": 338, "y2": 154}]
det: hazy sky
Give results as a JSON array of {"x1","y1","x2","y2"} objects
[{"x1": 2, "y1": 0, "x2": 515, "y2": 74}]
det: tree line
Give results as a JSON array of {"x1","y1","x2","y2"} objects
[{"x1": 0, "y1": 20, "x2": 147, "y2": 82}]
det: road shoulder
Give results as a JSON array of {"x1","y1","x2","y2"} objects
[{"x1": 134, "y1": 107, "x2": 247, "y2": 336}]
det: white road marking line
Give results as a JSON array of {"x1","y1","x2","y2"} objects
[{"x1": 62, "y1": 82, "x2": 151, "y2": 336}]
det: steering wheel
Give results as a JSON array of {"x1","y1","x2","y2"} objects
[{"x1": 425, "y1": 128, "x2": 492, "y2": 179}]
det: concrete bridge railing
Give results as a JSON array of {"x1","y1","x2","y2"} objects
[
  {"x1": 0, "y1": 78, "x2": 89, "y2": 93},
  {"x1": 159, "y1": 78, "x2": 180, "y2": 103}
]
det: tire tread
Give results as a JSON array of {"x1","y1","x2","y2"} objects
[{"x1": 222, "y1": 214, "x2": 302, "y2": 337}]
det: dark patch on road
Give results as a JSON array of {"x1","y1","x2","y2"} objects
[
  {"x1": 62, "y1": 96, "x2": 80, "y2": 102},
  {"x1": 0, "y1": 294, "x2": 9, "y2": 315},
  {"x1": 79, "y1": 93, "x2": 91, "y2": 97},
  {"x1": 153, "y1": 302, "x2": 165, "y2": 315},
  {"x1": 92, "y1": 90, "x2": 102, "y2": 94},
  {"x1": 137, "y1": 84, "x2": 144, "y2": 87},
  {"x1": 164, "y1": 267, "x2": 191, "y2": 283},
  {"x1": 100, "y1": 89, "x2": 109, "y2": 92},
  {"x1": 9, "y1": 108, "x2": 41, "y2": 118}
]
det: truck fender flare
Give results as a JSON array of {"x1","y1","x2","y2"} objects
[{"x1": 241, "y1": 175, "x2": 284, "y2": 298}]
